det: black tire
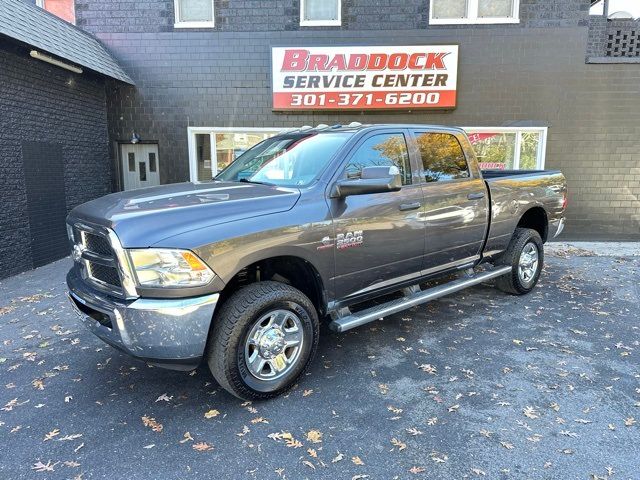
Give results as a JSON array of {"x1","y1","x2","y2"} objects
[
  {"x1": 206, "y1": 281, "x2": 319, "y2": 400},
  {"x1": 495, "y1": 227, "x2": 544, "y2": 295}
]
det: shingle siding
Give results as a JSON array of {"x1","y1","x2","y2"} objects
[
  {"x1": 0, "y1": 41, "x2": 111, "y2": 278},
  {"x1": 75, "y1": 0, "x2": 590, "y2": 34}
]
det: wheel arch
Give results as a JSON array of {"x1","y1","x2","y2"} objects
[
  {"x1": 517, "y1": 206, "x2": 549, "y2": 243},
  {"x1": 217, "y1": 254, "x2": 327, "y2": 317}
]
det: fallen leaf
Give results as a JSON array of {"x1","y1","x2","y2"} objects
[
  {"x1": 251, "y1": 417, "x2": 268, "y2": 424},
  {"x1": 332, "y1": 452, "x2": 344, "y2": 463},
  {"x1": 500, "y1": 442, "x2": 514, "y2": 450},
  {"x1": 192, "y1": 442, "x2": 213, "y2": 452},
  {"x1": 155, "y1": 393, "x2": 172, "y2": 403},
  {"x1": 302, "y1": 460, "x2": 315, "y2": 470},
  {"x1": 523, "y1": 406, "x2": 539, "y2": 419},
  {"x1": 31, "y1": 461, "x2": 58, "y2": 472},
  {"x1": 141, "y1": 415, "x2": 163, "y2": 432},
  {"x1": 302, "y1": 389, "x2": 313, "y2": 397},
  {"x1": 204, "y1": 409, "x2": 220, "y2": 419},
  {"x1": 409, "y1": 466, "x2": 426, "y2": 474},
  {"x1": 44, "y1": 429, "x2": 60, "y2": 441},
  {"x1": 179, "y1": 432, "x2": 194, "y2": 443},
  {"x1": 306, "y1": 430, "x2": 322, "y2": 443},
  {"x1": 352, "y1": 456, "x2": 364, "y2": 465},
  {"x1": 391, "y1": 438, "x2": 407, "y2": 451}
]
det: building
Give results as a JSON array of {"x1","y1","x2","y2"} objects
[
  {"x1": 0, "y1": 0, "x2": 132, "y2": 277},
  {"x1": 1, "y1": 0, "x2": 639, "y2": 278}
]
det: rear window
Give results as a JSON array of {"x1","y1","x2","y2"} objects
[{"x1": 414, "y1": 132, "x2": 469, "y2": 183}]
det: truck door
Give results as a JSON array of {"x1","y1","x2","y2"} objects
[
  {"x1": 330, "y1": 130, "x2": 425, "y2": 301},
  {"x1": 410, "y1": 130, "x2": 489, "y2": 272}
]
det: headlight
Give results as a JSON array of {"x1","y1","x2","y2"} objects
[{"x1": 127, "y1": 249, "x2": 214, "y2": 288}]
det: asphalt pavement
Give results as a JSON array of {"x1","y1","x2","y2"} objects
[{"x1": 0, "y1": 244, "x2": 638, "y2": 479}]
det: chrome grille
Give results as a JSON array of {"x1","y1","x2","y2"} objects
[
  {"x1": 83, "y1": 231, "x2": 112, "y2": 256},
  {"x1": 87, "y1": 262, "x2": 122, "y2": 288},
  {"x1": 72, "y1": 223, "x2": 124, "y2": 296}
]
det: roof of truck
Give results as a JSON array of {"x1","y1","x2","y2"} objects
[{"x1": 278, "y1": 123, "x2": 465, "y2": 135}]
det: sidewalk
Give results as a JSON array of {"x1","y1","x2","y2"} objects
[{"x1": 547, "y1": 241, "x2": 640, "y2": 257}]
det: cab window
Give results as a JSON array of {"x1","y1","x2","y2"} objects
[
  {"x1": 415, "y1": 132, "x2": 469, "y2": 182},
  {"x1": 345, "y1": 133, "x2": 412, "y2": 185}
]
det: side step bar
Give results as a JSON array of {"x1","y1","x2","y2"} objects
[{"x1": 328, "y1": 266, "x2": 512, "y2": 333}]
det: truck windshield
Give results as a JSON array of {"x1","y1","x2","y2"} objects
[{"x1": 216, "y1": 132, "x2": 353, "y2": 187}]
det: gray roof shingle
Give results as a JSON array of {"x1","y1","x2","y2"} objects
[{"x1": 0, "y1": 0, "x2": 134, "y2": 84}]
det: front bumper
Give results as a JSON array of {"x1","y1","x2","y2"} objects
[{"x1": 66, "y1": 268, "x2": 219, "y2": 370}]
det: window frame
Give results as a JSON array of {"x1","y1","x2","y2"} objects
[
  {"x1": 462, "y1": 126, "x2": 548, "y2": 170},
  {"x1": 342, "y1": 131, "x2": 413, "y2": 186},
  {"x1": 429, "y1": 0, "x2": 520, "y2": 25},
  {"x1": 174, "y1": 0, "x2": 215, "y2": 29},
  {"x1": 413, "y1": 131, "x2": 471, "y2": 183},
  {"x1": 300, "y1": 0, "x2": 342, "y2": 27},
  {"x1": 187, "y1": 127, "x2": 281, "y2": 181}
]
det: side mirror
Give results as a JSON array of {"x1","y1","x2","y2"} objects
[{"x1": 332, "y1": 166, "x2": 402, "y2": 198}]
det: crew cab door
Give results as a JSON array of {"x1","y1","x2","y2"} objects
[
  {"x1": 329, "y1": 130, "x2": 425, "y2": 301},
  {"x1": 409, "y1": 130, "x2": 489, "y2": 271}
]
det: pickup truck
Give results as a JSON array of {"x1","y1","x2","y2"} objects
[{"x1": 66, "y1": 124, "x2": 567, "y2": 400}]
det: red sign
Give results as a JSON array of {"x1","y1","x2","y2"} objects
[{"x1": 271, "y1": 46, "x2": 458, "y2": 111}]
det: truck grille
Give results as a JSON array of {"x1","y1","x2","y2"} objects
[
  {"x1": 83, "y1": 231, "x2": 112, "y2": 256},
  {"x1": 72, "y1": 224, "x2": 124, "y2": 296},
  {"x1": 87, "y1": 262, "x2": 122, "y2": 288}
]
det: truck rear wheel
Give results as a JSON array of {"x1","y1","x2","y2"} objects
[
  {"x1": 495, "y1": 227, "x2": 544, "y2": 295},
  {"x1": 206, "y1": 281, "x2": 319, "y2": 400}
]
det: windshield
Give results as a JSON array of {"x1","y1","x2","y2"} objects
[{"x1": 215, "y1": 132, "x2": 353, "y2": 187}]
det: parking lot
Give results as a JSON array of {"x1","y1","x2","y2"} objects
[{"x1": 0, "y1": 245, "x2": 638, "y2": 479}]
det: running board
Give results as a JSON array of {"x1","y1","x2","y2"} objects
[{"x1": 328, "y1": 266, "x2": 512, "y2": 333}]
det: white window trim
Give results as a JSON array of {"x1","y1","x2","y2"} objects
[
  {"x1": 187, "y1": 127, "x2": 281, "y2": 181},
  {"x1": 35, "y1": 0, "x2": 44, "y2": 7},
  {"x1": 174, "y1": 0, "x2": 215, "y2": 29},
  {"x1": 300, "y1": 0, "x2": 342, "y2": 26},
  {"x1": 429, "y1": 0, "x2": 520, "y2": 25},
  {"x1": 462, "y1": 126, "x2": 548, "y2": 170}
]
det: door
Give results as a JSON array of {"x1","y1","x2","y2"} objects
[
  {"x1": 21, "y1": 141, "x2": 69, "y2": 267},
  {"x1": 411, "y1": 130, "x2": 489, "y2": 272},
  {"x1": 120, "y1": 144, "x2": 160, "y2": 190},
  {"x1": 330, "y1": 131, "x2": 425, "y2": 301}
]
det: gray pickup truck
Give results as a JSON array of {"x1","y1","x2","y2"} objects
[{"x1": 66, "y1": 124, "x2": 567, "y2": 399}]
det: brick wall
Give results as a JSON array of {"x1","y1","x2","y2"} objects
[
  {"x1": 74, "y1": 0, "x2": 640, "y2": 239},
  {"x1": 0, "y1": 40, "x2": 111, "y2": 278}
]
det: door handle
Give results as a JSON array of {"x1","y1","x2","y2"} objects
[
  {"x1": 399, "y1": 202, "x2": 421, "y2": 211},
  {"x1": 467, "y1": 192, "x2": 485, "y2": 200}
]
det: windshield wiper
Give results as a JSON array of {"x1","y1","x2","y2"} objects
[{"x1": 238, "y1": 178, "x2": 274, "y2": 186}]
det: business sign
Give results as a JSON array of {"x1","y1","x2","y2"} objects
[{"x1": 271, "y1": 45, "x2": 458, "y2": 111}]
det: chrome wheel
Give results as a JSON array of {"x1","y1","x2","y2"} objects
[
  {"x1": 244, "y1": 309, "x2": 304, "y2": 381},
  {"x1": 518, "y1": 242, "x2": 539, "y2": 287}
]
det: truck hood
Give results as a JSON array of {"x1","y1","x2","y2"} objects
[{"x1": 68, "y1": 181, "x2": 301, "y2": 247}]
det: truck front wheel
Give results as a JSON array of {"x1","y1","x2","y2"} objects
[
  {"x1": 495, "y1": 227, "x2": 544, "y2": 295},
  {"x1": 206, "y1": 281, "x2": 319, "y2": 400}
]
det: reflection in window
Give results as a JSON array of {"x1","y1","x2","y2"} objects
[
  {"x1": 415, "y1": 132, "x2": 469, "y2": 182},
  {"x1": 346, "y1": 133, "x2": 412, "y2": 185},
  {"x1": 466, "y1": 129, "x2": 543, "y2": 170},
  {"x1": 128, "y1": 152, "x2": 135, "y2": 172},
  {"x1": 468, "y1": 132, "x2": 517, "y2": 169}
]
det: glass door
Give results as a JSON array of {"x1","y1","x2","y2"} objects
[{"x1": 190, "y1": 129, "x2": 279, "y2": 182}]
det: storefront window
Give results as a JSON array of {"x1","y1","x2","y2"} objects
[
  {"x1": 464, "y1": 128, "x2": 546, "y2": 170},
  {"x1": 189, "y1": 129, "x2": 279, "y2": 182}
]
